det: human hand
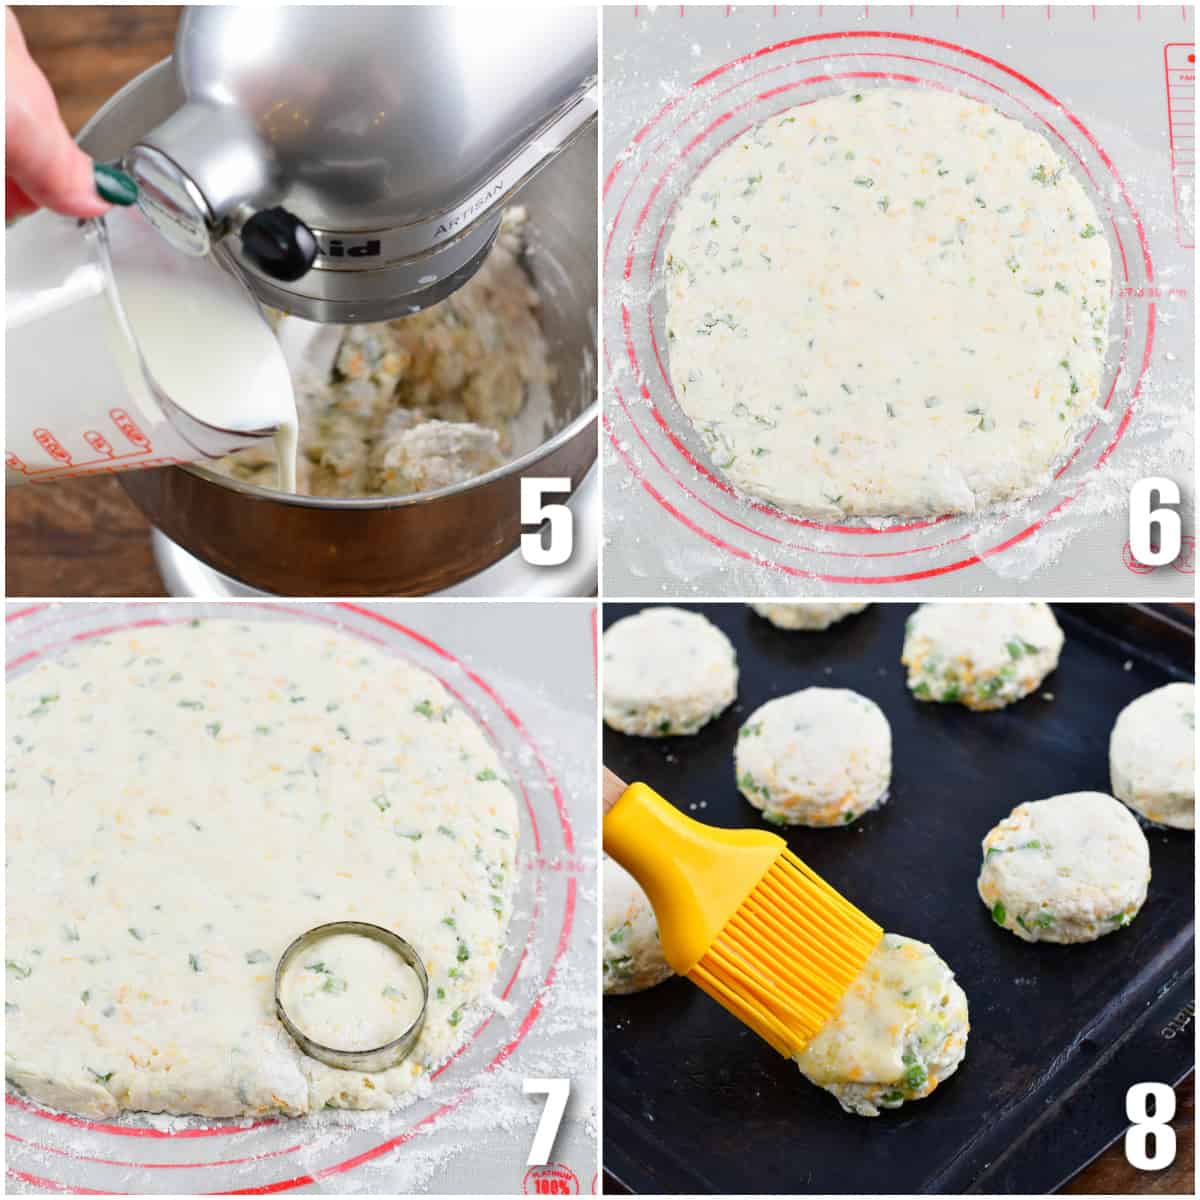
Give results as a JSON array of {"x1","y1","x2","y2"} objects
[{"x1": 5, "y1": 7, "x2": 137, "y2": 219}]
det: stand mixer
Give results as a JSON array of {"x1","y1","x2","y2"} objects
[
  {"x1": 77, "y1": 5, "x2": 600, "y2": 596},
  {"x1": 126, "y1": 6, "x2": 597, "y2": 323}
]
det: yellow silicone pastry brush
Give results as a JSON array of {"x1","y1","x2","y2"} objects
[{"x1": 603, "y1": 768, "x2": 883, "y2": 1058}]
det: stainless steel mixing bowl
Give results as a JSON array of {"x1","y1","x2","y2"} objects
[{"x1": 78, "y1": 60, "x2": 597, "y2": 596}]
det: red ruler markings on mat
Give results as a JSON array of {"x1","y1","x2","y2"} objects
[{"x1": 1165, "y1": 42, "x2": 1196, "y2": 248}]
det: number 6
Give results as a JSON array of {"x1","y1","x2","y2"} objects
[
  {"x1": 1124, "y1": 1082, "x2": 1176, "y2": 1170},
  {"x1": 1128, "y1": 478, "x2": 1182, "y2": 567}
]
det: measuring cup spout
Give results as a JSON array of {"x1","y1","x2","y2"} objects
[{"x1": 5, "y1": 207, "x2": 296, "y2": 487}]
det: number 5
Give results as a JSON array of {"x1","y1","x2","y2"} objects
[
  {"x1": 524, "y1": 1077, "x2": 570, "y2": 1166},
  {"x1": 1125, "y1": 1082, "x2": 1176, "y2": 1170},
  {"x1": 521, "y1": 478, "x2": 574, "y2": 567},
  {"x1": 1128, "y1": 478, "x2": 1182, "y2": 567}
]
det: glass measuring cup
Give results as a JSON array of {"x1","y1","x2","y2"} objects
[{"x1": 5, "y1": 205, "x2": 296, "y2": 486}]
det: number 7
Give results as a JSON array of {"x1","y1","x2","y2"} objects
[{"x1": 524, "y1": 1077, "x2": 570, "y2": 1166}]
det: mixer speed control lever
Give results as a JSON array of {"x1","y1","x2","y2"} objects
[{"x1": 239, "y1": 208, "x2": 318, "y2": 283}]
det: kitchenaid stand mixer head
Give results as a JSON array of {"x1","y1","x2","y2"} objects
[{"x1": 123, "y1": 5, "x2": 598, "y2": 323}]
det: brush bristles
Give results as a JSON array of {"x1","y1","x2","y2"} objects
[{"x1": 689, "y1": 848, "x2": 882, "y2": 1058}]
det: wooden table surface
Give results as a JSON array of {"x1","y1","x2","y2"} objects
[{"x1": 5, "y1": 9, "x2": 1196, "y2": 1193}]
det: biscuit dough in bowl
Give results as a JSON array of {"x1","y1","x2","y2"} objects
[{"x1": 215, "y1": 209, "x2": 555, "y2": 499}]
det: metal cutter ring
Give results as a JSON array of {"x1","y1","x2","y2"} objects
[{"x1": 274, "y1": 921, "x2": 429, "y2": 1072}]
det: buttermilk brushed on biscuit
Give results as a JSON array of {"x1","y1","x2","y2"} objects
[{"x1": 794, "y1": 934, "x2": 969, "y2": 1116}]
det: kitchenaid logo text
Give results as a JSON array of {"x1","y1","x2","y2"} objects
[
  {"x1": 435, "y1": 179, "x2": 504, "y2": 236},
  {"x1": 313, "y1": 174, "x2": 506, "y2": 260},
  {"x1": 320, "y1": 238, "x2": 381, "y2": 258}
]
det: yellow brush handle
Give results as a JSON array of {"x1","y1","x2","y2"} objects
[{"x1": 603, "y1": 780, "x2": 784, "y2": 976}]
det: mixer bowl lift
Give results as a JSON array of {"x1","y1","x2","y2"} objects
[{"x1": 80, "y1": 8, "x2": 599, "y2": 596}]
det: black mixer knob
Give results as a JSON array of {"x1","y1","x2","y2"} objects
[{"x1": 240, "y1": 207, "x2": 318, "y2": 282}]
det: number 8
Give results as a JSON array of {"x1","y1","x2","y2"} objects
[{"x1": 1124, "y1": 1082, "x2": 1176, "y2": 1170}]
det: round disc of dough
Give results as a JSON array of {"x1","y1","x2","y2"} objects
[
  {"x1": 664, "y1": 88, "x2": 1112, "y2": 518},
  {"x1": 5, "y1": 619, "x2": 519, "y2": 1119},
  {"x1": 735, "y1": 687, "x2": 891, "y2": 826},
  {"x1": 794, "y1": 933, "x2": 969, "y2": 1117},
  {"x1": 902, "y1": 601, "x2": 1064, "y2": 710},
  {"x1": 977, "y1": 792, "x2": 1151, "y2": 943},
  {"x1": 603, "y1": 607, "x2": 738, "y2": 737},
  {"x1": 750, "y1": 602, "x2": 869, "y2": 631},
  {"x1": 1109, "y1": 683, "x2": 1195, "y2": 831},
  {"x1": 603, "y1": 857, "x2": 673, "y2": 995}
]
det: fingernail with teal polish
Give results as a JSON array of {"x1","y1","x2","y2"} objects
[{"x1": 94, "y1": 162, "x2": 138, "y2": 207}]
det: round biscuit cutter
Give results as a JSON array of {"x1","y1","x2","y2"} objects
[{"x1": 275, "y1": 920, "x2": 429, "y2": 1072}]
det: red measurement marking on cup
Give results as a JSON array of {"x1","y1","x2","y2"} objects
[
  {"x1": 17, "y1": 409, "x2": 161, "y2": 481},
  {"x1": 18, "y1": 455, "x2": 185, "y2": 483},
  {"x1": 33, "y1": 428, "x2": 72, "y2": 465},
  {"x1": 1164, "y1": 42, "x2": 1196, "y2": 248},
  {"x1": 110, "y1": 408, "x2": 151, "y2": 449},
  {"x1": 83, "y1": 431, "x2": 115, "y2": 458}
]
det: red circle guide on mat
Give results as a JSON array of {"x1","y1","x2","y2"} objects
[
  {"x1": 5, "y1": 603, "x2": 579, "y2": 1194},
  {"x1": 603, "y1": 31, "x2": 1155, "y2": 584}
]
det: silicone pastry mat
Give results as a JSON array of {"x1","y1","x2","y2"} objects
[
  {"x1": 602, "y1": 601, "x2": 1194, "y2": 1195},
  {"x1": 602, "y1": 5, "x2": 1195, "y2": 597},
  {"x1": 5, "y1": 601, "x2": 598, "y2": 1195}
]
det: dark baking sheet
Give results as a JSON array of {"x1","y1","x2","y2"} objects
[{"x1": 602, "y1": 603, "x2": 1195, "y2": 1195}]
